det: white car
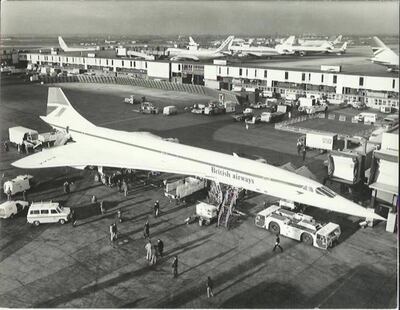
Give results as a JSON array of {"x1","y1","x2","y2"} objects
[{"x1": 0, "y1": 200, "x2": 30, "y2": 219}]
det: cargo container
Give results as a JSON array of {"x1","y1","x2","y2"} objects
[
  {"x1": 305, "y1": 132, "x2": 339, "y2": 151},
  {"x1": 163, "y1": 105, "x2": 178, "y2": 115}
]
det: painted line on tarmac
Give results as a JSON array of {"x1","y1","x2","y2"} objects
[{"x1": 98, "y1": 115, "x2": 147, "y2": 126}]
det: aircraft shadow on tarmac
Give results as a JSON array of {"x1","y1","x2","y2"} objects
[{"x1": 33, "y1": 233, "x2": 214, "y2": 308}]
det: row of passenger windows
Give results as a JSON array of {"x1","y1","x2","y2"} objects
[{"x1": 30, "y1": 209, "x2": 60, "y2": 215}]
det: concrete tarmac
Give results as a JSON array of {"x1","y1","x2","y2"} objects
[{"x1": 0, "y1": 77, "x2": 397, "y2": 308}]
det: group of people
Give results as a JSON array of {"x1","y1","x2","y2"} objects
[{"x1": 144, "y1": 238, "x2": 164, "y2": 266}]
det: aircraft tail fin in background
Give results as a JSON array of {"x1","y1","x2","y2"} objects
[
  {"x1": 58, "y1": 36, "x2": 70, "y2": 51},
  {"x1": 41, "y1": 87, "x2": 95, "y2": 131},
  {"x1": 189, "y1": 36, "x2": 198, "y2": 46},
  {"x1": 216, "y1": 35, "x2": 235, "y2": 52},
  {"x1": 282, "y1": 36, "x2": 295, "y2": 46},
  {"x1": 333, "y1": 35, "x2": 343, "y2": 45}
]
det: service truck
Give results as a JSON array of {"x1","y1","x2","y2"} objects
[
  {"x1": 37, "y1": 130, "x2": 70, "y2": 147},
  {"x1": 191, "y1": 104, "x2": 206, "y2": 114},
  {"x1": 140, "y1": 102, "x2": 159, "y2": 114},
  {"x1": 164, "y1": 177, "x2": 207, "y2": 200},
  {"x1": 255, "y1": 205, "x2": 341, "y2": 250},
  {"x1": 298, "y1": 98, "x2": 327, "y2": 114},
  {"x1": 8, "y1": 126, "x2": 41, "y2": 149},
  {"x1": 232, "y1": 108, "x2": 254, "y2": 122},
  {"x1": 260, "y1": 111, "x2": 285, "y2": 123},
  {"x1": 124, "y1": 95, "x2": 141, "y2": 105},
  {"x1": 204, "y1": 102, "x2": 225, "y2": 115},
  {"x1": 3, "y1": 175, "x2": 33, "y2": 196}
]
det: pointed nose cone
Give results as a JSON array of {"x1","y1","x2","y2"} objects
[{"x1": 335, "y1": 196, "x2": 386, "y2": 221}]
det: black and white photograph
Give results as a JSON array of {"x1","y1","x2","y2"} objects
[{"x1": 0, "y1": 0, "x2": 398, "y2": 308}]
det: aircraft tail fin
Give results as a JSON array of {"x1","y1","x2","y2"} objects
[
  {"x1": 216, "y1": 35, "x2": 235, "y2": 52},
  {"x1": 41, "y1": 87, "x2": 95, "y2": 131},
  {"x1": 333, "y1": 35, "x2": 342, "y2": 45},
  {"x1": 282, "y1": 36, "x2": 295, "y2": 46},
  {"x1": 58, "y1": 36, "x2": 70, "y2": 51},
  {"x1": 371, "y1": 36, "x2": 387, "y2": 54},
  {"x1": 189, "y1": 36, "x2": 198, "y2": 46},
  {"x1": 341, "y1": 41, "x2": 348, "y2": 51}
]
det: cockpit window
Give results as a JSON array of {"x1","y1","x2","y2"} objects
[
  {"x1": 302, "y1": 185, "x2": 314, "y2": 193},
  {"x1": 316, "y1": 186, "x2": 336, "y2": 198}
]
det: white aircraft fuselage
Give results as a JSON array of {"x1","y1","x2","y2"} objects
[
  {"x1": 12, "y1": 88, "x2": 384, "y2": 221},
  {"x1": 229, "y1": 45, "x2": 282, "y2": 57}
]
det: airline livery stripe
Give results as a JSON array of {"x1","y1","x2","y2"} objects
[{"x1": 49, "y1": 123, "x2": 304, "y2": 190}]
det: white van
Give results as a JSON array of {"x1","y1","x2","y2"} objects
[{"x1": 27, "y1": 202, "x2": 71, "y2": 226}]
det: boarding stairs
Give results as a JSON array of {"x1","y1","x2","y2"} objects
[{"x1": 217, "y1": 187, "x2": 239, "y2": 228}]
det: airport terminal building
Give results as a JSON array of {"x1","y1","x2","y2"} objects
[{"x1": 21, "y1": 52, "x2": 399, "y2": 111}]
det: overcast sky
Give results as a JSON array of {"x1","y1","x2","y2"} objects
[{"x1": 1, "y1": 1, "x2": 399, "y2": 37}]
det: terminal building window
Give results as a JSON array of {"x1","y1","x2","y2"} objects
[
  {"x1": 333, "y1": 75, "x2": 337, "y2": 84},
  {"x1": 239, "y1": 68, "x2": 242, "y2": 76},
  {"x1": 285, "y1": 72, "x2": 289, "y2": 80},
  {"x1": 121, "y1": 60, "x2": 124, "y2": 67},
  {"x1": 302, "y1": 73, "x2": 305, "y2": 81},
  {"x1": 308, "y1": 73, "x2": 311, "y2": 81},
  {"x1": 219, "y1": 67, "x2": 221, "y2": 75},
  {"x1": 393, "y1": 79, "x2": 396, "y2": 89},
  {"x1": 227, "y1": 67, "x2": 229, "y2": 75},
  {"x1": 178, "y1": 64, "x2": 181, "y2": 71},
  {"x1": 264, "y1": 70, "x2": 267, "y2": 78},
  {"x1": 245, "y1": 69, "x2": 248, "y2": 77},
  {"x1": 359, "y1": 77, "x2": 364, "y2": 86},
  {"x1": 321, "y1": 74, "x2": 324, "y2": 83},
  {"x1": 254, "y1": 69, "x2": 257, "y2": 78}
]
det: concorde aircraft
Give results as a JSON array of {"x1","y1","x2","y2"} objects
[
  {"x1": 12, "y1": 88, "x2": 384, "y2": 221},
  {"x1": 166, "y1": 36, "x2": 234, "y2": 61},
  {"x1": 58, "y1": 36, "x2": 98, "y2": 53},
  {"x1": 370, "y1": 36, "x2": 399, "y2": 72}
]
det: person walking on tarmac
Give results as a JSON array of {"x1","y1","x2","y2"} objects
[
  {"x1": 301, "y1": 145, "x2": 307, "y2": 161},
  {"x1": 273, "y1": 234, "x2": 283, "y2": 252},
  {"x1": 157, "y1": 239, "x2": 164, "y2": 258},
  {"x1": 143, "y1": 220, "x2": 150, "y2": 239},
  {"x1": 296, "y1": 140, "x2": 302, "y2": 156},
  {"x1": 154, "y1": 200, "x2": 160, "y2": 217},
  {"x1": 172, "y1": 255, "x2": 178, "y2": 278},
  {"x1": 207, "y1": 276, "x2": 214, "y2": 298}
]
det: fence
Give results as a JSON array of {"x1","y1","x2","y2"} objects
[
  {"x1": 275, "y1": 111, "x2": 377, "y2": 138},
  {"x1": 39, "y1": 75, "x2": 239, "y2": 104}
]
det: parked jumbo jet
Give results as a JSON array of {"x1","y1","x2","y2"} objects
[
  {"x1": 299, "y1": 35, "x2": 342, "y2": 47},
  {"x1": 370, "y1": 37, "x2": 399, "y2": 72},
  {"x1": 166, "y1": 36, "x2": 234, "y2": 61},
  {"x1": 12, "y1": 88, "x2": 384, "y2": 221},
  {"x1": 276, "y1": 36, "x2": 346, "y2": 56},
  {"x1": 58, "y1": 36, "x2": 98, "y2": 52},
  {"x1": 229, "y1": 37, "x2": 295, "y2": 57}
]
